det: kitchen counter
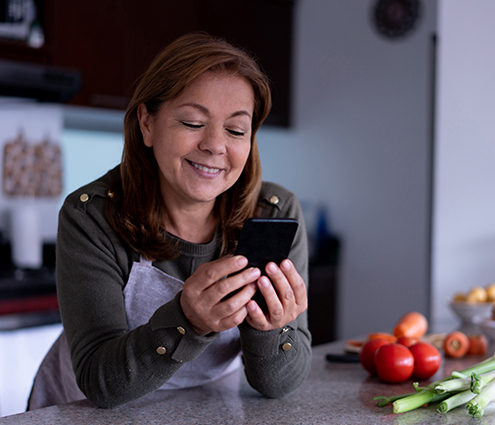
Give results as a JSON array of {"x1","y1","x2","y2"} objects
[{"x1": 1, "y1": 341, "x2": 495, "y2": 424}]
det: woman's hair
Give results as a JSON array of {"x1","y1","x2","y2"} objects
[{"x1": 107, "y1": 32, "x2": 272, "y2": 260}]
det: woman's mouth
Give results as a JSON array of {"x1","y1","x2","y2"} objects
[{"x1": 189, "y1": 161, "x2": 221, "y2": 175}]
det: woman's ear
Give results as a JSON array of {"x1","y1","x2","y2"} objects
[{"x1": 137, "y1": 104, "x2": 153, "y2": 148}]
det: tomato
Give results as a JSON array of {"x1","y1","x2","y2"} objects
[
  {"x1": 397, "y1": 336, "x2": 418, "y2": 347},
  {"x1": 467, "y1": 334, "x2": 488, "y2": 355},
  {"x1": 359, "y1": 338, "x2": 390, "y2": 375},
  {"x1": 409, "y1": 341, "x2": 441, "y2": 380},
  {"x1": 374, "y1": 343, "x2": 414, "y2": 383}
]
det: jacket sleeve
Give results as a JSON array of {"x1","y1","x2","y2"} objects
[
  {"x1": 239, "y1": 185, "x2": 312, "y2": 397},
  {"x1": 56, "y1": 190, "x2": 218, "y2": 408}
]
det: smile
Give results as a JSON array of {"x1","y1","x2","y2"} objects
[{"x1": 190, "y1": 161, "x2": 220, "y2": 174}]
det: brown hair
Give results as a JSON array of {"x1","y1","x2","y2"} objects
[{"x1": 107, "y1": 32, "x2": 272, "y2": 260}]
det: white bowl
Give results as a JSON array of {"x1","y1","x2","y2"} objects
[
  {"x1": 479, "y1": 319, "x2": 495, "y2": 341},
  {"x1": 450, "y1": 301, "x2": 494, "y2": 326}
]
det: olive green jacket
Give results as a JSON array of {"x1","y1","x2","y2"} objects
[{"x1": 56, "y1": 166, "x2": 312, "y2": 408}]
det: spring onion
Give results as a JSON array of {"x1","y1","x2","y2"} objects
[
  {"x1": 466, "y1": 380, "x2": 495, "y2": 418},
  {"x1": 372, "y1": 352, "x2": 495, "y2": 415},
  {"x1": 437, "y1": 389, "x2": 476, "y2": 413}
]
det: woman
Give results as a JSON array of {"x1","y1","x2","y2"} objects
[{"x1": 29, "y1": 32, "x2": 311, "y2": 410}]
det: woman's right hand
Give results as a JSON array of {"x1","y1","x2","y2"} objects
[{"x1": 180, "y1": 255, "x2": 260, "y2": 336}]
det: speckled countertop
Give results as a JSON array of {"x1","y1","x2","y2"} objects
[{"x1": 2, "y1": 341, "x2": 495, "y2": 424}]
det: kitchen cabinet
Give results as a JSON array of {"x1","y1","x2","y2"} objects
[
  {"x1": 0, "y1": 323, "x2": 62, "y2": 417},
  {"x1": 0, "y1": 0, "x2": 294, "y2": 127}
]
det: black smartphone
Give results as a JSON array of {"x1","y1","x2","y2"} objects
[{"x1": 234, "y1": 217, "x2": 298, "y2": 310}]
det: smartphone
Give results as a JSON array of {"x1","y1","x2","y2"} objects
[{"x1": 234, "y1": 217, "x2": 299, "y2": 310}]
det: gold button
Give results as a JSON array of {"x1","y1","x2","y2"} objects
[
  {"x1": 156, "y1": 346, "x2": 167, "y2": 355},
  {"x1": 280, "y1": 327, "x2": 289, "y2": 334},
  {"x1": 107, "y1": 190, "x2": 114, "y2": 198},
  {"x1": 177, "y1": 326, "x2": 186, "y2": 335},
  {"x1": 80, "y1": 193, "x2": 89, "y2": 203},
  {"x1": 269, "y1": 195, "x2": 279, "y2": 205},
  {"x1": 282, "y1": 342, "x2": 292, "y2": 351}
]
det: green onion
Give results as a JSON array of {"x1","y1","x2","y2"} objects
[
  {"x1": 375, "y1": 353, "x2": 495, "y2": 414},
  {"x1": 435, "y1": 377, "x2": 471, "y2": 394},
  {"x1": 466, "y1": 379, "x2": 495, "y2": 418},
  {"x1": 372, "y1": 392, "x2": 417, "y2": 407},
  {"x1": 437, "y1": 389, "x2": 476, "y2": 413}
]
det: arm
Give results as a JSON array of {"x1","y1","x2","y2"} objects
[
  {"x1": 238, "y1": 184, "x2": 312, "y2": 397},
  {"x1": 56, "y1": 188, "x2": 218, "y2": 408}
]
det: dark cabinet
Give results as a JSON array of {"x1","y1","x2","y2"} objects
[
  {"x1": 0, "y1": 0, "x2": 294, "y2": 127},
  {"x1": 308, "y1": 264, "x2": 337, "y2": 345}
]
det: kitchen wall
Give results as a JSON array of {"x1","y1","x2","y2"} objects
[
  {"x1": 58, "y1": 0, "x2": 438, "y2": 339},
  {"x1": 432, "y1": 0, "x2": 495, "y2": 331}
]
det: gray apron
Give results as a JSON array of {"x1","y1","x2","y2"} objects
[{"x1": 28, "y1": 256, "x2": 241, "y2": 410}]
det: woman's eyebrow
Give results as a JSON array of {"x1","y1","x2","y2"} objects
[{"x1": 178, "y1": 103, "x2": 252, "y2": 120}]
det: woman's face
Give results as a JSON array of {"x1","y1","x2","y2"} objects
[{"x1": 138, "y1": 71, "x2": 254, "y2": 211}]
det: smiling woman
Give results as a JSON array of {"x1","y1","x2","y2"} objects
[
  {"x1": 136, "y1": 71, "x2": 254, "y2": 243},
  {"x1": 28, "y1": 32, "x2": 312, "y2": 410}
]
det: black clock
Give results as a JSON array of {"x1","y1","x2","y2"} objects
[{"x1": 372, "y1": 0, "x2": 421, "y2": 39}]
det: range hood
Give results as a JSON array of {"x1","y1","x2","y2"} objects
[{"x1": 0, "y1": 59, "x2": 82, "y2": 103}]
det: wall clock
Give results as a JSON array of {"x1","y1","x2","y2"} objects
[{"x1": 373, "y1": 0, "x2": 421, "y2": 39}]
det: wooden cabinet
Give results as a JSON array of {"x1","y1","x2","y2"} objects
[{"x1": 0, "y1": 0, "x2": 294, "y2": 127}]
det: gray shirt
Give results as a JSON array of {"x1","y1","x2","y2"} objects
[{"x1": 56, "y1": 166, "x2": 312, "y2": 408}]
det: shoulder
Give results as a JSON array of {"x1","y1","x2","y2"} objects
[
  {"x1": 258, "y1": 181, "x2": 301, "y2": 218},
  {"x1": 62, "y1": 165, "x2": 120, "y2": 214}
]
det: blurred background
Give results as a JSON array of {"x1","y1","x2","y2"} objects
[{"x1": 0, "y1": 0, "x2": 495, "y2": 416}]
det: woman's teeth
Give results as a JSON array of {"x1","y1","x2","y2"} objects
[{"x1": 192, "y1": 162, "x2": 219, "y2": 174}]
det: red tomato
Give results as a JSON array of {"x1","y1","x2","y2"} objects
[
  {"x1": 374, "y1": 343, "x2": 414, "y2": 383},
  {"x1": 409, "y1": 341, "x2": 441, "y2": 380},
  {"x1": 359, "y1": 338, "x2": 390, "y2": 375},
  {"x1": 397, "y1": 336, "x2": 418, "y2": 347},
  {"x1": 467, "y1": 334, "x2": 488, "y2": 355}
]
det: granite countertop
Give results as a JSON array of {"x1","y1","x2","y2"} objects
[{"x1": 2, "y1": 341, "x2": 495, "y2": 424}]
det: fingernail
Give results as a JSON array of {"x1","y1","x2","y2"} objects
[
  {"x1": 248, "y1": 267, "x2": 261, "y2": 278},
  {"x1": 281, "y1": 260, "x2": 291, "y2": 271},
  {"x1": 259, "y1": 276, "x2": 270, "y2": 288},
  {"x1": 267, "y1": 263, "x2": 277, "y2": 273},
  {"x1": 236, "y1": 256, "x2": 248, "y2": 267}
]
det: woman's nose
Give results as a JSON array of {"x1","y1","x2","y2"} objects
[{"x1": 198, "y1": 126, "x2": 227, "y2": 155}]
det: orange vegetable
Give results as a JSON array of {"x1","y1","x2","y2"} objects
[
  {"x1": 467, "y1": 334, "x2": 488, "y2": 355},
  {"x1": 397, "y1": 336, "x2": 418, "y2": 347},
  {"x1": 393, "y1": 312, "x2": 428, "y2": 339},
  {"x1": 444, "y1": 331, "x2": 469, "y2": 358},
  {"x1": 367, "y1": 332, "x2": 397, "y2": 343}
]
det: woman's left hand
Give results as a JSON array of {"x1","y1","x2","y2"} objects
[{"x1": 245, "y1": 259, "x2": 307, "y2": 331}]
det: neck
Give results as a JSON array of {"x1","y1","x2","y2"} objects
[{"x1": 164, "y1": 203, "x2": 218, "y2": 244}]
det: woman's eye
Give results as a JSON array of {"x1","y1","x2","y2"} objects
[
  {"x1": 182, "y1": 122, "x2": 203, "y2": 129},
  {"x1": 227, "y1": 129, "x2": 245, "y2": 137}
]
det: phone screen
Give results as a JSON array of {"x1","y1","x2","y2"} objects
[
  {"x1": 235, "y1": 218, "x2": 299, "y2": 273},
  {"x1": 234, "y1": 218, "x2": 298, "y2": 310}
]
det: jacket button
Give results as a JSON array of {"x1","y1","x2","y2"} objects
[
  {"x1": 156, "y1": 346, "x2": 167, "y2": 355},
  {"x1": 282, "y1": 342, "x2": 292, "y2": 351},
  {"x1": 177, "y1": 326, "x2": 186, "y2": 335},
  {"x1": 269, "y1": 195, "x2": 279, "y2": 205},
  {"x1": 80, "y1": 193, "x2": 89, "y2": 202}
]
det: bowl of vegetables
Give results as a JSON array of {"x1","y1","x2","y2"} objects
[{"x1": 450, "y1": 284, "x2": 495, "y2": 332}]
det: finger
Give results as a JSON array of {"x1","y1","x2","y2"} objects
[
  {"x1": 264, "y1": 262, "x2": 294, "y2": 306},
  {"x1": 257, "y1": 275, "x2": 284, "y2": 319},
  {"x1": 193, "y1": 255, "x2": 249, "y2": 291},
  {"x1": 210, "y1": 266, "x2": 261, "y2": 304},
  {"x1": 245, "y1": 299, "x2": 269, "y2": 329},
  {"x1": 280, "y1": 259, "x2": 308, "y2": 308},
  {"x1": 217, "y1": 282, "x2": 258, "y2": 321}
]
